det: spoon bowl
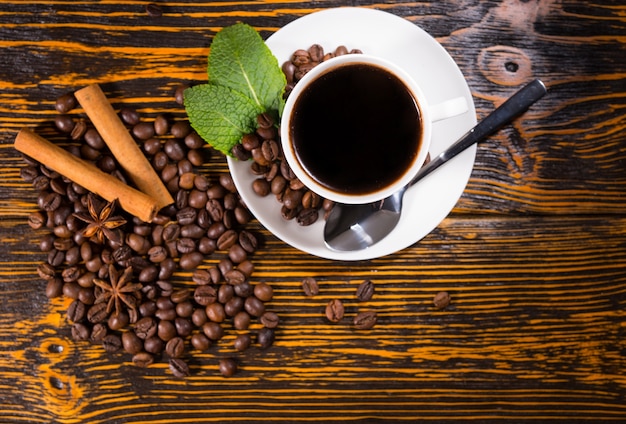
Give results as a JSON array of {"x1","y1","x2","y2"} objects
[{"x1": 324, "y1": 79, "x2": 548, "y2": 252}]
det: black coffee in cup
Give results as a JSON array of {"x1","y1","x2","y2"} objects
[{"x1": 288, "y1": 63, "x2": 422, "y2": 195}]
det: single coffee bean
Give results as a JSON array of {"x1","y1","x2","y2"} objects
[
  {"x1": 71, "y1": 323, "x2": 90, "y2": 341},
  {"x1": 67, "y1": 299, "x2": 86, "y2": 322},
  {"x1": 205, "y1": 302, "x2": 226, "y2": 323},
  {"x1": 191, "y1": 333, "x2": 211, "y2": 351},
  {"x1": 244, "y1": 296, "x2": 265, "y2": 317},
  {"x1": 253, "y1": 282, "x2": 273, "y2": 302},
  {"x1": 87, "y1": 302, "x2": 108, "y2": 323},
  {"x1": 260, "y1": 311, "x2": 279, "y2": 329},
  {"x1": 165, "y1": 336, "x2": 185, "y2": 358},
  {"x1": 135, "y1": 316, "x2": 158, "y2": 339},
  {"x1": 46, "y1": 277, "x2": 64, "y2": 298},
  {"x1": 228, "y1": 244, "x2": 247, "y2": 264},
  {"x1": 356, "y1": 279, "x2": 375, "y2": 302},
  {"x1": 353, "y1": 311, "x2": 378, "y2": 330},
  {"x1": 179, "y1": 252, "x2": 204, "y2": 270},
  {"x1": 132, "y1": 122, "x2": 155, "y2": 140},
  {"x1": 55, "y1": 93, "x2": 77, "y2": 113},
  {"x1": 132, "y1": 351, "x2": 154, "y2": 368},
  {"x1": 297, "y1": 208, "x2": 318, "y2": 226},
  {"x1": 194, "y1": 285, "x2": 217, "y2": 306},
  {"x1": 325, "y1": 299, "x2": 344, "y2": 323},
  {"x1": 169, "y1": 358, "x2": 190, "y2": 378},
  {"x1": 233, "y1": 311, "x2": 251, "y2": 330},
  {"x1": 102, "y1": 334, "x2": 122, "y2": 353},
  {"x1": 144, "y1": 336, "x2": 164, "y2": 354},
  {"x1": 257, "y1": 327, "x2": 275, "y2": 349},
  {"x1": 224, "y1": 296, "x2": 244, "y2": 317},
  {"x1": 90, "y1": 323, "x2": 108, "y2": 343},
  {"x1": 233, "y1": 333, "x2": 251, "y2": 352},
  {"x1": 202, "y1": 321, "x2": 224, "y2": 341},
  {"x1": 122, "y1": 331, "x2": 143, "y2": 355},
  {"x1": 433, "y1": 291, "x2": 451, "y2": 309},
  {"x1": 219, "y1": 358, "x2": 237, "y2": 377},
  {"x1": 301, "y1": 277, "x2": 319, "y2": 296},
  {"x1": 238, "y1": 230, "x2": 258, "y2": 253},
  {"x1": 54, "y1": 114, "x2": 75, "y2": 133}
]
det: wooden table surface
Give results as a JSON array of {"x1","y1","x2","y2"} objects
[{"x1": 1, "y1": 1, "x2": 625, "y2": 423}]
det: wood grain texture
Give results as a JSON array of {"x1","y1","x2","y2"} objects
[{"x1": 1, "y1": 0, "x2": 625, "y2": 423}]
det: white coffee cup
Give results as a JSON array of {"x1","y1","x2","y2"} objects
[{"x1": 281, "y1": 53, "x2": 467, "y2": 204}]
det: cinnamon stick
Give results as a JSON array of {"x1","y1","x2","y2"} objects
[
  {"x1": 15, "y1": 128, "x2": 158, "y2": 223},
  {"x1": 74, "y1": 84, "x2": 173, "y2": 210}
]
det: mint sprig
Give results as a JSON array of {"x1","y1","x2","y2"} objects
[{"x1": 184, "y1": 23, "x2": 286, "y2": 156}]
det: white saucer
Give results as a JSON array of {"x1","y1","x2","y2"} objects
[{"x1": 227, "y1": 7, "x2": 477, "y2": 261}]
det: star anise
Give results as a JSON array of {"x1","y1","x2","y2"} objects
[
  {"x1": 73, "y1": 193, "x2": 126, "y2": 244},
  {"x1": 93, "y1": 265, "x2": 142, "y2": 316}
]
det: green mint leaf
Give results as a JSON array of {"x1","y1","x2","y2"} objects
[
  {"x1": 184, "y1": 83, "x2": 262, "y2": 155},
  {"x1": 208, "y1": 22, "x2": 286, "y2": 114}
]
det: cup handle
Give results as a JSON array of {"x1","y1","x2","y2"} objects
[{"x1": 429, "y1": 96, "x2": 468, "y2": 122}]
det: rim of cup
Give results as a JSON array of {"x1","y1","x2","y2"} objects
[{"x1": 280, "y1": 53, "x2": 432, "y2": 205}]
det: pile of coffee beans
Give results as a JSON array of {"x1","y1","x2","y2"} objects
[
  {"x1": 21, "y1": 86, "x2": 278, "y2": 377},
  {"x1": 231, "y1": 45, "x2": 363, "y2": 226}
]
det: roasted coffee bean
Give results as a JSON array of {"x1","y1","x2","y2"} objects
[
  {"x1": 48, "y1": 249, "x2": 65, "y2": 267},
  {"x1": 194, "y1": 285, "x2": 217, "y2": 306},
  {"x1": 28, "y1": 211, "x2": 46, "y2": 229},
  {"x1": 191, "y1": 333, "x2": 211, "y2": 351},
  {"x1": 237, "y1": 260, "x2": 255, "y2": 277},
  {"x1": 135, "y1": 316, "x2": 157, "y2": 339},
  {"x1": 179, "y1": 251, "x2": 204, "y2": 270},
  {"x1": 206, "y1": 302, "x2": 226, "y2": 323},
  {"x1": 176, "y1": 237, "x2": 196, "y2": 254},
  {"x1": 224, "y1": 296, "x2": 245, "y2": 316},
  {"x1": 55, "y1": 93, "x2": 77, "y2": 113},
  {"x1": 238, "y1": 230, "x2": 257, "y2": 253},
  {"x1": 169, "y1": 358, "x2": 190, "y2": 378},
  {"x1": 180, "y1": 224, "x2": 204, "y2": 239},
  {"x1": 164, "y1": 139, "x2": 186, "y2": 161},
  {"x1": 165, "y1": 336, "x2": 185, "y2": 358},
  {"x1": 217, "y1": 284, "x2": 235, "y2": 304},
  {"x1": 253, "y1": 282, "x2": 273, "y2": 302},
  {"x1": 219, "y1": 358, "x2": 237, "y2": 377},
  {"x1": 122, "y1": 331, "x2": 144, "y2": 355},
  {"x1": 233, "y1": 311, "x2": 251, "y2": 330},
  {"x1": 132, "y1": 122, "x2": 155, "y2": 140},
  {"x1": 179, "y1": 172, "x2": 197, "y2": 190},
  {"x1": 119, "y1": 107, "x2": 140, "y2": 126},
  {"x1": 191, "y1": 308, "x2": 208, "y2": 327},
  {"x1": 192, "y1": 269, "x2": 212, "y2": 285},
  {"x1": 233, "y1": 333, "x2": 251, "y2": 352},
  {"x1": 356, "y1": 279, "x2": 375, "y2": 302},
  {"x1": 217, "y1": 229, "x2": 238, "y2": 251},
  {"x1": 252, "y1": 178, "x2": 270, "y2": 196},
  {"x1": 67, "y1": 299, "x2": 86, "y2": 322},
  {"x1": 170, "y1": 121, "x2": 191, "y2": 139},
  {"x1": 301, "y1": 277, "x2": 319, "y2": 296},
  {"x1": 257, "y1": 327, "x2": 275, "y2": 349},
  {"x1": 433, "y1": 291, "x2": 451, "y2": 309},
  {"x1": 174, "y1": 84, "x2": 189, "y2": 105},
  {"x1": 297, "y1": 208, "x2": 318, "y2": 226},
  {"x1": 202, "y1": 321, "x2": 224, "y2": 341},
  {"x1": 108, "y1": 311, "x2": 129, "y2": 331},
  {"x1": 70, "y1": 119, "x2": 88, "y2": 141},
  {"x1": 54, "y1": 114, "x2": 75, "y2": 133},
  {"x1": 228, "y1": 244, "x2": 247, "y2": 264},
  {"x1": 175, "y1": 317, "x2": 193, "y2": 337},
  {"x1": 133, "y1": 352, "x2": 155, "y2": 368},
  {"x1": 87, "y1": 302, "x2": 108, "y2": 323},
  {"x1": 244, "y1": 296, "x2": 265, "y2": 317},
  {"x1": 144, "y1": 335, "x2": 164, "y2": 354},
  {"x1": 46, "y1": 277, "x2": 64, "y2": 298},
  {"x1": 325, "y1": 299, "x2": 344, "y2": 323},
  {"x1": 71, "y1": 323, "x2": 90, "y2": 341},
  {"x1": 90, "y1": 323, "x2": 107, "y2": 343},
  {"x1": 353, "y1": 311, "x2": 378, "y2": 330},
  {"x1": 63, "y1": 282, "x2": 81, "y2": 299},
  {"x1": 175, "y1": 301, "x2": 194, "y2": 318},
  {"x1": 260, "y1": 311, "x2": 279, "y2": 329},
  {"x1": 102, "y1": 334, "x2": 122, "y2": 353}
]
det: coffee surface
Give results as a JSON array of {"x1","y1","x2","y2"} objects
[{"x1": 290, "y1": 63, "x2": 421, "y2": 195}]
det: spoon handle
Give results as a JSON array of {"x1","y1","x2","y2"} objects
[{"x1": 409, "y1": 79, "x2": 548, "y2": 187}]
